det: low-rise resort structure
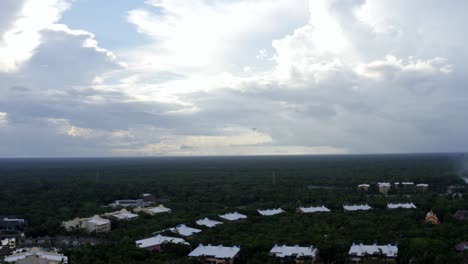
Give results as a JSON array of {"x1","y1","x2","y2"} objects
[
  {"x1": 416, "y1": 183, "x2": 429, "y2": 192},
  {"x1": 133, "y1": 204, "x2": 171, "y2": 215},
  {"x1": 219, "y1": 212, "x2": 247, "y2": 221},
  {"x1": 0, "y1": 216, "x2": 26, "y2": 231},
  {"x1": 452, "y1": 209, "x2": 468, "y2": 221},
  {"x1": 425, "y1": 210, "x2": 440, "y2": 224},
  {"x1": 298, "y1": 206, "x2": 331, "y2": 213},
  {"x1": 170, "y1": 224, "x2": 202, "y2": 237},
  {"x1": 62, "y1": 215, "x2": 111, "y2": 233},
  {"x1": 196, "y1": 218, "x2": 223, "y2": 228},
  {"x1": 3, "y1": 247, "x2": 68, "y2": 264},
  {"x1": 103, "y1": 208, "x2": 139, "y2": 220},
  {"x1": 108, "y1": 199, "x2": 153, "y2": 208},
  {"x1": 257, "y1": 208, "x2": 285, "y2": 216},
  {"x1": 270, "y1": 244, "x2": 318, "y2": 263},
  {"x1": 348, "y1": 243, "x2": 398, "y2": 263},
  {"x1": 343, "y1": 204, "x2": 372, "y2": 211},
  {"x1": 135, "y1": 235, "x2": 188, "y2": 251},
  {"x1": 188, "y1": 244, "x2": 240, "y2": 264},
  {"x1": 387, "y1": 203, "x2": 417, "y2": 209},
  {"x1": 357, "y1": 184, "x2": 370, "y2": 191},
  {"x1": 378, "y1": 182, "x2": 391, "y2": 194}
]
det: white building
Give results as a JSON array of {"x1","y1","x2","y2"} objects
[
  {"x1": 378, "y1": 183, "x2": 391, "y2": 194},
  {"x1": 298, "y1": 206, "x2": 331, "y2": 213},
  {"x1": 133, "y1": 205, "x2": 171, "y2": 215},
  {"x1": 62, "y1": 215, "x2": 111, "y2": 233},
  {"x1": 349, "y1": 243, "x2": 398, "y2": 262},
  {"x1": 170, "y1": 224, "x2": 202, "y2": 237},
  {"x1": 4, "y1": 247, "x2": 68, "y2": 264},
  {"x1": 104, "y1": 208, "x2": 139, "y2": 220},
  {"x1": 270, "y1": 244, "x2": 318, "y2": 262},
  {"x1": 135, "y1": 235, "x2": 188, "y2": 251},
  {"x1": 387, "y1": 203, "x2": 416, "y2": 209},
  {"x1": 257, "y1": 208, "x2": 285, "y2": 216},
  {"x1": 196, "y1": 218, "x2": 223, "y2": 228},
  {"x1": 357, "y1": 184, "x2": 370, "y2": 191},
  {"x1": 1, "y1": 238, "x2": 16, "y2": 248},
  {"x1": 416, "y1": 183, "x2": 429, "y2": 192},
  {"x1": 188, "y1": 244, "x2": 240, "y2": 264},
  {"x1": 343, "y1": 205, "x2": 372, "y2": 211},
  {"x1": 219, "y1": 212, "x2": 247, "y2": 221}
]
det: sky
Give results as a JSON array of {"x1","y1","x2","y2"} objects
[{"x1": 0, "y1": 0, "x2": 467, "y2": 157}]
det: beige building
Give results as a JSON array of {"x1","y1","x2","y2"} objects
[
  {"x1": 378, "y1": 183, "x2": 391, "y2": 194},
  {"x1": 62, "y1": 215, "x2": 111, "y2": 233},
  {"x1": 133, "y1": 205, "x2": 171, "y2": 215},
  {"x1": 4, "y1": 247, "x2": 68, "y2": 264}
]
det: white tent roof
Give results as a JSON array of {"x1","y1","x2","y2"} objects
[
  {"x1": 113, "y1": 212, "x2": 139, "y2": 220},
  {"x1": 136, "y1": 234, "x2": 188, "y2": 248},
  {"x1": 196, "y1": 218, "x2": 223, "y2": 228},
  {"x1": 416, "y1": 183, "x2": 429, "y2": 187},
  {"x1": 343, "y1": 204, "x2": 372, "y2": 211},
  {"x1": 402, "y1": 182, "x2": 414, "y2": 185},
  {"x1": 170, "y1": 224, "x2": 202, "y2": 237},
  {"x1": 299, "y1": 206, "x2": 331, "y2": 213},
  {"x1": 378, "y1": 182, "x2": 391, "y2": 186},
  {"x1": 219, "y1": 212, "x2": 247, "y2": 221},
  {"x1": 387, "y1": 203, "x2": 416, "y2": 209},
  {"x1": 357, "y1": 184, "x2": 370, "y2": 187},
  {"x1": 4, "y1": 248, "x2": 68, "y2": 263},
  {"x1": 87, "y1": 215, "x2": 110, "y2": 225},
  {"x1": 257, "y1": 208, "x2": 285, "y2": 216},
  {"x1": 349, "y1": 243, "x2": 398, "y2": 257},
  {"x1": 188, "y1": 244, "x2": 240, "y2": 259},
  {"x1": 270, "y1": 244, "x2": 317, "y2": 258},
  {"x1": 148, "y1": 205, "x2": 172, "y2": 214}
]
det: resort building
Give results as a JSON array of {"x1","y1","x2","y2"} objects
[
  {"x1": 170, "y1": 224, "x2": 202, "y2": 237},
  {"x1": 0, "y1": 216, "x2": 26, "y2": 231},
  {"x1": 133, "y1": 205, "x2": 172, "y2": 215},
  {"x1": 343, "y1": 205, "x2": 372, "y2": 212},
  {"x1": 219, "y1": 212, "x2": 247, "y2": 221},
  {"x1": 270, "y1": 244, "x2": 318, "y2": 263},
  {"x1": 62, "y1": 215, "x2": 111, "y2": 233},
  {"x1": 135, "y1": 235, "x2": 188, "y2": 251},
  {"x1": 188, "y1": 244, "x2": 240, "y2": 264},
  {"x1": 357, "y1": 184, "x2": 370, "y2": 191},
  {"x1": 387, "y1": 203, "x2": 416, "y2": 209},
  {"x1": 196, "y1": 218, "x2": 223, "y2": 228},
  {"x1": 103, "y1": 209, "x2": 138, "y2": 220},
  {"x1": 416, "y1": 183, "x2": 429, "y2": 192},
  {"x1": 298, "y1": 206, "x2": 331, "y2": 213},
  {"x1": 3, "y1": 247, "x2": 68, "y2": 264},
  {"x1": 141, "y1": 193, "x2": 156, "y2": 203},
  {"x1": 453, "y1": 210, "x2": 468, "y2": 221},
  {"x1": 348, "y1": 243, "x2": 398, "y2": 263},
  {"x1": 0, "y1": 238, "x2": 15, "y2": 257},
  {"x1": 1, "y1": 238, "x2": 16, "y2": 249},
  {"x1": 454, "y1": 241, "x2": 468, "y2": 252},
  {"x1": 108, "y1": 199, "x2": 152, "y2": 208},
  {"x1": 425, "y1": 211, "x2": 440, "y2": 224},
  {"x1": 378, "y1": 183, "x2": 391, "y2": 194},
  {"x1": 257, "y1": 208, "x2": 285, "y2": 216}
]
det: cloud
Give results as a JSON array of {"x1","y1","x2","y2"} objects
[
  {"x1": 0, "y1": 112, "x2": 7, "y2": 126},
  {"x1": 0, "y1": 0, "x2": 71, "y2": 72},
  {"x1": 2, "y1": 0, "x2": 468, "y2": 157}
]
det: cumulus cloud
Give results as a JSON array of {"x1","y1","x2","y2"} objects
[
  {"x1": 1, "y1": 0, "x2": 468, "y2": 157},
  {"x1": 0, "y1": 0, "x2": 71, "y2": 72}
]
